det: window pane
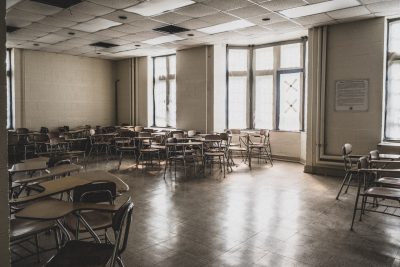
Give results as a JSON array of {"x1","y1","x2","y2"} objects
[
  {"x1": 168, "y1": 78, "x2": 176, "y2": 127},
  {"x1": 386, "y1": 61, "x2": 400, "y2": 139},
  {"x1": 168, "y1": 55, "x2": 176, "y2": 75},
  {"x1": 279, "y1": 72, "x2": 301, "y2": 131},
  {"x1": 228, "y1": 49, "x2": 248, "y2": 72},
  {"x1": 154, "y1": 79, "x2": 167, "y2": 127},
  {"x1": 389, "y1": 20, "x2": 400, "y2": 54},
  {"x1": 228, "y1": 76, "x2": 247, "y2": 129},
  {"x1": 254, "y1": 75, "x2": 273, "y2": 129},
  {"x1": 255, "y1": 47, "x2": 273, "y2": 70},
  {"x1": 280, "y1": 43, "x2": 301, "y2": 68},
  {"x1": 154, "y1": 57, "x2": 167, "y2": 77},
  {"x1": 6, "y1": 50, "x2": 11, "y2": 129}
]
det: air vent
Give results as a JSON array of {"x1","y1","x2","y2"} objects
[
  {"x1": 90, "y1": 42, "x2": 119, "y2": 48},
  {"x1": 31, "y1": 0, "x2": 81, "y2": 8},
  {"x1": 153, "y1": 25, "x2": 189, "y2": 34},
  {"x1": 7, "y1": 26, "x2": 20, "y2": 33}
]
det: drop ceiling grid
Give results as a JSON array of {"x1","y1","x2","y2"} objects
[{"x1": 5, "y1": 0, "x2": 400, "y2": 59}]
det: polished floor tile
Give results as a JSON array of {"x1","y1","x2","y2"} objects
[{"x1": 11, "y1": 158, "x2": 400, "y2": 267}]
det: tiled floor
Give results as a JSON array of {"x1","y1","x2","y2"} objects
[{"x1": 11, "y1": 158, "x2": 400, "y2": 267}]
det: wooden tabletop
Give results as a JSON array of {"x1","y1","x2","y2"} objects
[
  {"x1": 21, "y1": 157, "x2": 50, "y2": 163},
  {"x1": 9, "y1": 161, "x2": 48, "y2": 174},
  {"x1": 14, "y1": 164, "x2": 83, "y2": 185},
  {"x1": 75, "y1": 170, "x2": 129, "y2": 193},
  {"x1": 15, "y1": 195, "x2": 130, "y2": 220},
  {"x1": 378, "y1": 154, "x2": 400, "y2": 160},
  {"x1": 359, "y1": 168, "x2": 400, "y2": 173},
  {"x1": 166, "y1": 142, "x2": 203, "y2": 146}
]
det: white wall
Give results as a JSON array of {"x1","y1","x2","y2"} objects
[
  {"x1": 14, "y1": 49, "x2": 116, "y2": 130},
  {"x1": 1, "y1": 0, "x2": 11, "y2": 265},
  {"x1": 135, "y1": 57, "x2": 148, "y2": 127},
  {"x1": 115, "y1": 59, "x2": 132, "y2": 125}
]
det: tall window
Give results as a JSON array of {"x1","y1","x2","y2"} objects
[
  {"x1": 227, "y1": 40, "x2": 306, "y2": 131},
  {"x1": 386, "y1": 19, "x2": 400, "y2": 140},
  {"x1": 6, "y1": 48, "x2": 13, "y2": 129},
  {"x1": 153, "y1": 54, "x2": 176, "y2": 127}
]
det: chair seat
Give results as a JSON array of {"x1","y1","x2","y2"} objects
[
  {"x1": 229, "y1": 147, "x2": 247, "y2": 152},
  {"x1": 377, "y1": 177, "x2": 400, "y2": 187},
  {"x1": 45, "y1": 240, "x2": 113, "y2": 267},
  {"x1": 204, "y1": 151, "x2": 225, "y2": 156},
  {"x1": 64, "y1": 211, "x2": 112, "y2": 232},
  {"x1": 249, "y1": 144, "x2": 265, "y2": 148},
  {"x1": 117, "y1": 146, "x2": 137, "y2": 151},
  {"x1": 363, "y1": 187, "x2": 400, "y2": 199},
  {"x1": 151, "y1": 145, "x2": 166, "y2": 150},
  {"x1": 140, "y1": 148, "x2": 159, "y2": 153},
  {"x1": 10, "y1": 219, "x2": 56, "y2": 241}
]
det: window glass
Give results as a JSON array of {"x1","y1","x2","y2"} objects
[
  {"x1": 228, "y1": 49, "x2": 248, "y2": 72},
  {"x1": 255, "y1": 47, "x2": 273, "y2": 70},
  {"x1": 389, "y1": 20, "x2": 400, "y2": 54},
  {"x1": 280, "y1": 43, "x2": 301, "y2": 68},
  {"x1": 228, "y1": 76, "x2": 247, "y2": 129},
  {"x1": 254, "y1": 75, "x2": 273, "y2": 129},
  {"x1": 279, "y1": 72, "x2": 301, "y2": 131},
  {"x1": 386, "y1": 61, "x2": 400, "y2": 139},
  {"x1": 6, "y1": 49, "x2": 12, "y2": 129}
]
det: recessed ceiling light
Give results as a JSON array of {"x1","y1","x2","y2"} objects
[
  {"x1": 279, "y1": 0, "x2": 360, "y2": 18},
  {"x1": 198, "y1": 19, "x2": 255, "y2": 34},
  {"x1": 124, "y1": 0, "x2": 195, "y2": 16},
  {"x1": 187, "y1": 33, "x2": 194, "y2": 36},
  {"x1": 143, "y1": 35, "x2": 184, "y2": 45},
  {"x1": 96, "y1": 52, "x2": 101, "y2": 54},
  {"x1": 33, "y1": 43, "x2": 39, "y2": 46},
  {"x1": 118, "y1": 15, "x2": 128, "y2": 20},
  {"x1": 262, "y1": 18, "x2": 270, "y2": 21},
  {"x1": 135, "y1": 44, "x2": 141, "y2": 47},
  {"x1": 68, "y1": 32, "x2": 75, "y2": 35}
]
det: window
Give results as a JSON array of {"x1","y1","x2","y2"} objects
[
  {"x1": 153, "y1": 54, "x2": 176, "y2": 127},
  {"x1": 385, "y1": 19, "x2": 400, "y2": 140},
  {"x1": 227, "y1": 40, "x2": 306, "y2": 131},
  {"x1": 6, "y1": 48, "x2": 13, "y2": 129}
]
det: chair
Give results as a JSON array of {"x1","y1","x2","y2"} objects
[
  {"x1": 187, "y1": 130, "x2": 197, "y2": 138},
  {"x1": 114, "y1": 137, "x2": 137, "y2": 170},
  {"x1": 163, "y1": 138, "x2": 197, "y2": 179},
  {"x1": 336, "y1": 144, "x2": 363, "y2": 200},
  {"x1": 45, "y1": 201, "x2": 134, "y2": 267},
  {"x1": 134, "y1": 126, "x2": 144, "y2": 132},
  {"x1": 8, "y1": 131, "x2": 19, "y2": 163},
  {"x1": 64, "y1": 181, "x2": 117, "y2": 242},
  {"x1": 247, "y1": 130, "x2": 273, "y2": 166},
  {"x1": 169, "y1": 130, "x2": 185, "y2": 139},
  {"x1": 203, "y1": 134, "x2": 226, "y2": 178},
  {"x1": 88, "y1": 134, "x2": 112, "y2": 160},
  {"x1": 351, "y1": 156, "x2": 400, "y2": 229},
  {"x1": 137, "y1": 132, "x2": 161, "y2": 169}
]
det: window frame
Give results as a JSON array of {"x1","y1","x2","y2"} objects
[
  {"x1": 384, "y1": 18, "x2": 400, "y2": 141},
  {"x1": 226, "y1": 38, "x2": 307, "y2": 132},
  {"x1": 152, "y1": 54, "x2": 176, "y2": 128},
  {"x1": 6, "y1": 48, "x2": 13, "y2": 130}
]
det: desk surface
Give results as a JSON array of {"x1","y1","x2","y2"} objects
[
  {"x1": 379, "y1": 153, "x2": 400, "y2": 159},
  {"x1": 14, "y1": 164, "x2": 83, "y2": 185},
  {"x1": 9, "y1": 161, "x2": 48, "y2": 174},
  {"x1": 15, "y1": 195, "x2": 130, "y2": 220}
]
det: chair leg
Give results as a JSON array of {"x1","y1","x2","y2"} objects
[
  {"x1": 118, "y1": 152, "x2": 123, "y2": 170},
  {"x1": 344, "y1": 173, "x2": 353, "y2": 194},
  {"x1": 336, "y1": 172, "x2": 350, "y2": 200},
  {"x1": 163, "y1": 159, "x2": 168, "y2": 180},
  {"x1": 34, "y1": 234, "x2": 40, "y2": 263},
  {"x1": 222, "y1": 156, "x2": 226, "y2": 178},
  {"x1": 116, "y1": 256, "x2": 125, "y2": 267}
]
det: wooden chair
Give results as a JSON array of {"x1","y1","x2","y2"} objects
[
  {"x1": 248, "y1": 129, "x2": 273, "y2": 166},
  {"x1": 45, "y1": 201, "x2": 134, "y2": 267},
  {"x1": 203, "y1": 134, "x2": 226, "y2": 178}
]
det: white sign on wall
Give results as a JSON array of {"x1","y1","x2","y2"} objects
[{"x1": 335, "y1": 80, "x2": 368, "y2": 111}]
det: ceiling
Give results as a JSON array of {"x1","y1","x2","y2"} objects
[{"x1": 5, "y1": 0, "x2": 400, "y2": 60}]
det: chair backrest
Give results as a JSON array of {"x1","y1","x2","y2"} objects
[
  {"x1": 89, "y1": 129, "x2": 96, "y2": 136},
  {"x1": 111, "y1": 201, "x2": 134, "y2": 263},
  {"x1": 342, "y1": 144, "x2": 354, "y2": 171},
  {"x1": 16, "y1": 128, "x2": 29, "y2": 134},
  {"x1": 114, "y1": 137, "x2": 131, "y2": 147},
  {"x1": 40, "y1": 127, "x2": 49, "y2": 134},
  {"x1": 369, "y1": 150, "x2": 380, "y2": 160},
  {"x1": 229, "y1": 129, "x2": 241, "y2": 135},
  {"x1": 219, "y1": 133, "x2": 231, "y2": 148},
  {"x1": 170, "y1": 130, "x2": 184, "y2": 139},
  {"x1": 54, "y1": 159, "x2": 71, "y2": 166},
  {"x1": 134, "y1": 126, "x2": 144, "y2": 132},
  {"x1": 342, "y1": 143, "x2": 352, "y2": 156},
  {"x1": 358, "y1": 156, "x2": 369, "y2": 169},
  {"x1": 73, "y1": 181, "x2": 117, "y2": 203},
  {"x1": 138, "y1": 132, "x2": 151, "y2": 138},
  {"x1": 187, "y1": 130, "x2": 197, "y2": 137}
]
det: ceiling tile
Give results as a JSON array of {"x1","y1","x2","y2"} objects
[
  {"x1": 234, "y1": 25, "x2": 271, "y2": 35},
  {"x1": 201, "y1": 0, "x2": 253, "y2": 11},
  {"x1": 122, "y1": 31, "x2": 166, "y2": 42},
  {"x1": 366, "y1": 0, "x2": 400, "y2": 13},
  {"x1": 327, "y1": 6, "x2": 371, "y2": 19},
  {"x1": 60, "y1": 38, "x2": 94, "y2": 47},
  {"x1": 111, "y1": 24, "x2": 143, "y2": 34},
  {"x1": 198, "y1": 12, "x2": 238, "y2": 25},
  {"x1": 88, "y1": 0, "x2": 140, "y2": 9},
  {"x1": 152, "y1": 12, "x2": 193, "y2": 24},
  {"x1": 71, "y1": 18, "x2": 122, "y2": 33},
  {"x1": 7, "y1": 39, "x2": 25, "y2": 47},
  {"x1": 17, "y1": 41, "x2": 49, "y2": 50},
  {"x1": 6, "y1": 8, "x2": 45, "y2": 22},
  {"x1": 6, "y1": 17, "x2": 32, "y2": 28},
  {"x1": 259, "y1": 0, "x2": 307, "y2": 12},
  {"x1": 175, "y1": 3, "x2": 219, "y2": 18},
  {"x1": 38, "y1": 17, "x2": 78, "y2": 28},
  {"x1": 55, "y1": 10, "x2": 95, "y2": 23},
  {"x1": 266, "y1": 20, "x2": 301, "y2": 31},
  {"x1": 26, "y1": 22, "x2": 61, "y2": 33},
  {"x1": 336, "y1": 13, "x2": 375, "y2": 23},
  {"x1": 14, "y1": 1, "x2": 62, "y2": 15},
  {"x1": 359, "y1": 0, "x2": 392, "y2": 4},
  {"x1": 104, "y1": 38, "x2": 132, "y2": 45},
  {"x1": 175, "y1": 18, "x2": 211, "y2": 29},
  {"x1": 70, "y1": 1, "x2": 115, "y2": 16},
  {"x1": 175, "y1": 29, "x2": 207, "y2": 38},
  {"x1": 105, "y1": 43, "x2": 138, "y2": 53},
  {"x1": 129, "y1": 19, "x2": 167, "y2": 30},
  {"x1": 294, "y1": 13, "x2": 333, "y2": 26},
  {"x1": 35, "y1": 34, "x2": 72, "y2": 44},
  {"x1": 96, "y1": 29, "x2": 129, "y2": 38},
  {"x1": 53, "y1": 28, "x2": 89, "y2": 38},
  {"x1": 306, "y1": 0, "x2": 330, "y2": 3},
  {"x1": 101, "y1": 10, "x2": 144, "y2": 23},
  {"x1": 7, "y1": 28, "x2": 47, "y2": 40},
  {"x1": 247, "y1": 13, "x2": 288, "y2": 26},
  {"x1": 65, "y1": 45, "x2": 95, "y2": 54},
  {"x1": 81, "y1": 33, "x2": 111, "y2": 41},
  {"x1": 227, "y1": 4, "x2": 271, "y2": 18}
]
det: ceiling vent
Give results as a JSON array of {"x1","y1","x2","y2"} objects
[
  {"x1": 7, "y1": 26, "x2": 20, "y2": 33},
  {"x1": 90, "y1": 42, "x2": 119, "y2": 48},
  {"x1": 31, "y1": 0, "x2": 81, "y2": 8},
  {"x1": 153, "y1": 25, "x2": 189, "y2": 34}
]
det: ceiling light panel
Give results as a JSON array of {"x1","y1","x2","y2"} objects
[
  {"x1": 143, "y1": 35, "x2": 185, "y2": 45},
  {"x1": 152, "y1": 12, "x2": 192, "y2": 25},
  {"x1": 124, "y1": 0, "x2": 195, "y2": 16},
  {"x1": 198, "y1": 19, "x2": 255, "y2": 34},
  {"x1": 227, "y1": 5, "x2": 271, "y2": 19},
  {"x1": 260, "y1": 0, "x2": 307, "y2": 12},
  {"x1": 35, "y1": 33, "x2": 72, "y2": 44},
  {"x1": 70, "y1": 1, "x2": 115, "y2": 16},
  {"x1": 279, "y1": 0, "x2": 360, "y2": 18},
  {"x1": 327, "y1": 6, "x2": 370, "y2": 19},
  {"x1": 71, "y1": 18, "x2": 122, "y2": 33},
  {"x1": 174, "y1": 3, "x2": 219, "y2": 18},
  {"x1": 202, "y1": 0, "x2": 253, "y2": 11},
  {"x1": 14, "y1": 0, "x2": 62, "y2": 15}
]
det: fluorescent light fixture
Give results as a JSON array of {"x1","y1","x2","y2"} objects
[
  {"x1": 124, "y1": 0, "x2": 195, "y2": 16},
  {"x1": 279, "y1": 0, "x2": 360, "y2": 18},
  {"x1": 198, "y1": 19, "x2": 255, "y2": 34},
  {"x1": 143, "y1": 35, "x2": 184, "y2": 45}
]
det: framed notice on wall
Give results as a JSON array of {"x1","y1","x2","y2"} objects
[{"x1": 335, "y1": 80, "x2": 369, "y2": 111}]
